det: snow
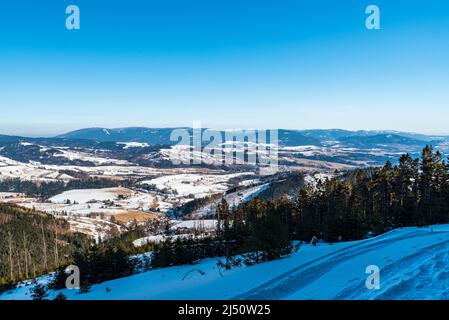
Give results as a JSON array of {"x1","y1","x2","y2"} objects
[
  {"x1": 226, "y1": 184, "x2": 269, "y2": 208},
  {"x1": 0, "y1": 153, "x2": 232, "y2": 183},
  {"x1": 140, "y1": 173, "x2": 249, "y2": 200},
  {"x1": 160, "y1": 145, "x2": 227, "y2": 166},
  {"x1": 238, "y1": 179, "x2": 260, "y2": 187},
  {"x1": 52, "y1": 149, "x2": 130, "y2": 166},
  {"x1": 67, "y1": 216, "x2": 123, "y2": 242},
  {"x1": 0, "y1": 156, "x2": 76, "y2": 182},
  {"x1": 171, "y1": 219, "x2": 218, "y2": 231},
  {"x1": 0, "y1": 163, "x2": 73, "y2": 182},
  {"x1": 5, "y1": 224, "x2": 449, "y2": 300},
  {"x1": 0, "y1": 156, "x2": 21, "y2": 166},
  {"x1": 49, "y1": 188, "x2": 127, "y2": 204},
  {"x1": 304, "y1": 173, "x2": 333, "y2": 188},
  {"x1": 160, "y1": 142, "x2": 277, "y2": 167},
  {"x1": 28, "y1": 187, "x2": 171, "y2": 217},
  {"x1": 133, "y1": 220, "x2": 217, "y2": 247},
  {"x1": 189, "y1": 184, "x2": 270, "y2": 218},
  {"x1": 132, "y1": 233, "x2": 209, "y2": 247},
  {"x1": 118, "y1": 142, "x2": 150, "y2": 149},
  {"x1": 0, "y1": 192, "x2": 25, "y2": 199}
]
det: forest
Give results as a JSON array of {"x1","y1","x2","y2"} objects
[
  {"x1": 0, "y1": 204, "x2": 89, "y2": 289},
  {"x1": 0, "y1": 177, "x2": 129, "y2": 199},
  {"x1": 148, "y1": 145, "x2": 449, "y2": 270}
]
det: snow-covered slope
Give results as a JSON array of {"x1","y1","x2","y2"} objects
[{"x1": 3, "y1": 224, "x2": 449, "y2": 300}]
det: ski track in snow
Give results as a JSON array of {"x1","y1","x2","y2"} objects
[
  {"x1": 233, "y1": 228, "x2": 442, "y2": 300},
  {"x1": 5, "y1": 226, "x2": 449, "y2": 300},
  {"x1": 336, "y1": 238, "x2": 449, "y2": 300}
]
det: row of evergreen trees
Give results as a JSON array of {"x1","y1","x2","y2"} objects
[
  {"x1": 0, "y1": 177, "x2": 127, "y2": 199},
  {"x1": 292, "y1": 145, "x2": 449, "y2": 241},
  {"x1": 49, "y1": 245, "x2": 136, "y2": 293},
  {"x1": 151, "y1": 145, "x2": 449, "y2": 268},
  {"x1": 149, "y1": 196, "x2": 296, "y2": 268},
  {"x1": 219, "y1": 145, "x2": 448, "y2": 244}
]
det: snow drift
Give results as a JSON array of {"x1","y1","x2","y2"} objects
[{"x1": 3, "y1": 224, "x2": 449, "y2": 300}]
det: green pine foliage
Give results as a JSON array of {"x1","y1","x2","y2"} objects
[
  {"x1": 0, "y1": 177, "x2": 128, "y2": 199},
  {"x1": 152, "y1": 146, "x2": 449, "y2": 268},
  {"x1": 0, "y1": 203, "x2": 89, "y2": 286},
  {"x1": 290, "y1": 146, "x2": 449, "y2": 242},
  {"x1": 30, "y1": 282, "x2": 49, "y2": 300}
]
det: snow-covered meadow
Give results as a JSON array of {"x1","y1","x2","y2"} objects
[
  {"x1": 3, "y1": 224, "x2": 449, "y2": 300},
  {"x1": 140, "y1": 173, "x2": 251, "y2": 199}
]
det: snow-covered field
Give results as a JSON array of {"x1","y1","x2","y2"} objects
[
  {"x1": 21, "y1": 187, "x2": 171, "y2": 217},
  {"x1": 3, "y1": 224, "x2": 449, "y2": 300},
  {"x1": 0, "y1": 153, "x2": 233, "y2": 182},
  {"x1": 140, "y1": 173, "x2": 251, "y2": 201},
  {"x1": 52, "y1": 148, "x2": 131, "y2": 166},
  {"x1": 0, "y1": 153, "x2": 263, "y2": 241},
  {"x1": 0, "y1": 156, "x2": 74, "y2": 182},
  {"x1": 50, "y1": 188, "x2": 128, "y2": 204}
]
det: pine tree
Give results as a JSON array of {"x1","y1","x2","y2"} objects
[{"x1": 30, "y1": 283, "x2": 49, "y2": 300}]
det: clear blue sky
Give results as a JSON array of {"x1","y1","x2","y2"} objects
[{"x1": 1, "y1": 0, "x2": 448, "y2": 136}]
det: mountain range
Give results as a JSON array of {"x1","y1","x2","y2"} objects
[
  {"x1": 0, "y1": 128, "x2": 447, "y2": 170},
  {"x1": 56, "y1": 127, "x2": 449, "y2": 148}
]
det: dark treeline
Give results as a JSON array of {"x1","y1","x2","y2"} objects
[
  {"x1": 1, "y1": 213, "x2": 145, "y2": 295},
  {"x1": 0, "y1": 177, "x2": 131, "y2": 199},
  {"x1": 52, "y1": 242, "x2": 136, "y2": 293},
  {"x1": 151, "y1": 146, "x2": 449, "y2": 269},
  {"x1": 47, "y1": 228, "x2": 149, "y2": 294},
  {"x1": 291, "y1": 145, "x2": 449, "y2": 241},
  {"x1": 228, "y1": 145, "x2": 449, "y2": 245},
  {"x1": 0, "y1": 204, "x2": 89, "y2": 289},
  {"x1": 149, "y1": 197, "x2": 295, "y2": 269}
]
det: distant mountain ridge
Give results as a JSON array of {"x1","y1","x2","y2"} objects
[
  {"x1": 57, "y1": 127, "x2": 181, "y2": 145},
  {"x1": 0, "y1": 128, "x2": 447, "y2": 169},
  {"x1": 57, "y1": 127, "x2": 323, "y2": 147},
  {"x1": 56, "y1": 127, "x2": 449, "y2": 148}
]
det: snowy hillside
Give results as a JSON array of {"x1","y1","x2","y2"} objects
[{"x1": 3, "y1": 224, "x2": 449, "y2": 300}]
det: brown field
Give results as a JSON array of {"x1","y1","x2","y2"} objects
[{"x1": 110, "y1": 210, "x2": 159, "y2": 224}]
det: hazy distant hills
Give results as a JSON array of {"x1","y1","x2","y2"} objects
[
  {"x1": 57, "y1": 127, "x2": 448, "y2": 148},
  {"x1": 57, "y1": 127, "x2": 180, "y2": 146},
  {"x1": 336, "y1": 134, "x2": 431, "y2": 149},
  {"x1": 0, "y1": 128, "x2": 447, "y2": 169},
  {"x1": 57, "y1": 127, "x2": 321, "y2": 146}
]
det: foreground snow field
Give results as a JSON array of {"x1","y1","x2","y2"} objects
[{"x1": 3, "y1": 224, "x2": 449, "y2": 300}]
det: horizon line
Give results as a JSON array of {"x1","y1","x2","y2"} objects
[{"x1": 2, "y1": 126, "x2": 449, "y2": 139}]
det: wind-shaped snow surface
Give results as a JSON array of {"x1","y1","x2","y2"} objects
[{"x1": 3, "y1": 225, "x2": 449, "y2": 300}]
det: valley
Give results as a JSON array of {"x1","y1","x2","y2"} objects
[
  {"x1": 1, "y1": 127, "x2": 449, "y2": 300},
  {"x1": 0, "y1": 127, "x2": 448, "y2": 243}
]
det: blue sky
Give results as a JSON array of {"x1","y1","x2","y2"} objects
[{"x1": 0, "y1": 0, "x2": 449, "y2": 136}]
